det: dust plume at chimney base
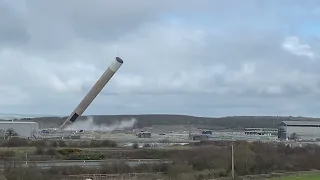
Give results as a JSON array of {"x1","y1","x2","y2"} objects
[{"x1": 64, "y1": 116, "x2": 137, "y2": 132}]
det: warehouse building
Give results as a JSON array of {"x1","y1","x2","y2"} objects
[
  {"x1": 278, "y1": 121, "x2": 320, "y2": 141},
  {"x1": 138, "y1": 131, "x2": 151, "y2": 138},
  {"x1": 0, "y1": 121, "x2": 39, "y2": 138},
  {"x1": 189, "y1": 134, "x2": 209, "y2": 141},
  {"x1": 245, "y1": 128, "x2": 278, "y2": 136},
  {"x1": 202, "y1": 130, "x2": 213, "y2": 135}
]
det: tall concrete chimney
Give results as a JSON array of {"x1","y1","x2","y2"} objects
[{"x1": 60, "y1": 57, "x2": 124, "y2": 129}]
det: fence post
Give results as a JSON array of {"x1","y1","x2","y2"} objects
[{"x1": 231, "y1": 144, "x2": 235, "y2": 179}]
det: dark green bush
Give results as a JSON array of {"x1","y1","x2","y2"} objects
[
  {"x1": 5, "y1": 137, "x2": 29, "y2": 147},
  {"x1": 50, "y1": 141, "x2": 58, "y2": 147},
  {"x1": 57, "y1": 148, "x2": 82, "y2": 155},
  {"x1": 29, "y1": 140, "x2": 46, "y2": 147},
  {"x1": 58, "y1": 140, "x2": 66, "y2": 147},
  {"x1": 100, "y1": 140, "x2": 117, "y2": 147},
  {"x1": 46, "y1": 148, "x2": 57, "y2": 156},
  {"x1": 34, "y1": 147, "x2": 45, "y2": 155},
  {"x1": 132, "y1": 143, "x2": 139, "y2": 149}
]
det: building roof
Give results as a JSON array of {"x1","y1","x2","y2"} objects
[
  {"x1": 280, "y1": 121, "x2": 320, "y2": 126},
  {"x1": 0, "y1": 121, "x2": 38, "y2": 124},
  {"x1": 245, "y1": 128, "x2": 277, "y2": 130},
  {"x1": 139, "y1": 131, "x2": 151, "y2": 134}
]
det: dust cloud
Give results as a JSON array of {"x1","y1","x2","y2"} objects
[{"x1": 64, "y1": 116, "x2": 137, "y2": 131}]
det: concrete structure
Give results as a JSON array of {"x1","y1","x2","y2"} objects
[
  {"x1": 138, "y1": 131, "x2": 151, "y2": 138},
  {"x1": 202, "y1": 130, "x2": 213, "y2": 135},
  {"x1": 63, "y1": 135, "x2": 81, "y2": 139},
  {"x1": 245, "y1": 128, "x2": 277, "y2": 136},
  {"x1": 0, "y1": 121, "x2": 39, "y2": 138},
  {"x1": 189, "y1": 134, "x2": 209, "y2": 141},
  {"x1": 60, "y1": 57, "x2": 124, "y2": 129},
  {"x1": 278, "y1": 121, "x2": 320, "y2": 140}
]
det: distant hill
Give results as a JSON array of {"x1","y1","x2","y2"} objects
[{"x1": 9, "y1": 115, "x2": 320, "y2": 130}]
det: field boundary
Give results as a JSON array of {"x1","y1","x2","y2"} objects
[{"x1": 213, "y1": 170, "x2": 320, "y2": 180}]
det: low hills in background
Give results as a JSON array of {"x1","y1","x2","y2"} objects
[{"x1": 8, "y1": 115, "x2": 320, "y2": 130}]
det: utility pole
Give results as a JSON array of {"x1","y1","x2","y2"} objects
[
  {"x1": 25, "y1": 152, "x2": 28, "y2": 164},
  {"x1": 231, "y1": 144, "x2": 235, "y2": 179}
]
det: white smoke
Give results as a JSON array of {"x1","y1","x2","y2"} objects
[{"x1": 64, "y1": 116, "x2": 137, "y2": 131}]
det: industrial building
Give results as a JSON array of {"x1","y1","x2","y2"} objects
[
  {"x1": 0, "y1": 121, "x2": 39, "y2": 138},
  {"x1": 278, "y1": 121, "x2": 320, "y2": 141},
  {"x1": 202, "y1": 130, "x2": 213, "y2": 135},
  {"x1": 189, "y1": 134, "x2": 209, "y2": 141},
  {"x1": 245, "y1": 128, "x2": 277, "y2": 136},
  {"x1": 138, "y1": 131, "x2": 151, "y2": 138}
]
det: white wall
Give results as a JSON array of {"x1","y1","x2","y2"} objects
[
  {"x1": 286, "y1": 126, "x2": 320, "y2": 140},
  {"x1": 0, "y1": 122, "x2": 39, "y2": 138}
]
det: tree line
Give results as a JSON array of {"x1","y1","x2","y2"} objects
[
  {"x1": 27, "y1": 115, "x2": 318, "y2": 129},
  {"x1": 1, "y1": 140, "x2": 320, "y2": 179}
]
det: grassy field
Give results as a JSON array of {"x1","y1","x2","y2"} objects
[{"x1": 269, "y1": 173, "x2": 320, "y2": 180}]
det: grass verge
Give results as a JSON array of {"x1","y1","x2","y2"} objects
[{"x1": 269, "y1": 173, "x2": 320, "y2": 180}]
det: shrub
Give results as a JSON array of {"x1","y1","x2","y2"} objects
[
  {"x1": 5, "y1": 137, "x2": 29, "y2": 147},
  {"x1": 166, "y1": 164, "x2": 193, "y2": 177},
  {"x1": 143, "y1": 144, "x2": 151, "y2": 148},
  {"x1": 0, "y1": 151, "x2": 15, "y2": 158},
  {"x1": 159, "y1": 139, "x2": 171, "y2": 143},
  {"x1": 89, "y1": 140, "x2": 101, "y2": 147},
  {"x1": 133, "y1": 163, "x2": 155, "y2": 173},
  {"x1": 57, "y1": 148, "x2": 82, "y2": 155},
  {"x1": 100, "y1": 140, "x2": 117, "y2": 147},
  {"x1": 63, "y1": 153, "x2": 105, "y2": 160},
  {"x1": 29, "y1": 140, "x2": 46, "y2": 147},
  {"x1": 132, "y1": 143, "x2": 139, "y2": 149},
  {"x1": 50, "y1": 141, "x2": 58, "y2": 147},
  {"x1": 4, "y1": 166, "x2": 44, "y2": 180},
  {"x1": 48, "y1": 166, "x2": 95, "y2": 175},
  {"x1": 34, "y1": 147, "x2": 45, "y2": 155},
  {"x1": 46, "y1": 148, "x2": 57, "y2": 156},
  {"x1": 153, "y1": 163, "x2": 172, "y2": 173},
  {"x1": 58, "y1": 140, "x2": 66, "y2": 147},
  {"x1": 101, "y1": 161, "x2": 132, "y2": 174}
]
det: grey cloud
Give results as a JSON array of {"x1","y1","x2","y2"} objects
[
  {"x1": 25, "y1": 1, "x2": 156, "y2": 42},
  {"x1": 4, "y1": 0, "x2": 314, "y2": 50},
  {"x1": 0, "y1": 1, "x2": 29, "y2": 48},
  {"x1": 0, "y1": 0, "x2": 320, "y2": 117}
]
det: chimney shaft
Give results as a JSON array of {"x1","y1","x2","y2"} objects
[{"x1": 60, "y1": 57, "x2": 124, "y2": 129}]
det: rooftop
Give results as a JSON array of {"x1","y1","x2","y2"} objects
[
  {"x1": 0, "y1": 121, "x2": 38, "y2": 124},
  {"x1": 245, "y1": 128, "x2": 277, "y2": 130},
  {"x1": 280, "y1": 121, "x2": 320, "y2": 126}
]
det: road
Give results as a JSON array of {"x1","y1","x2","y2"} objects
[{"x1": 0, "y1": 159, "x2": 171, "y2": 169}]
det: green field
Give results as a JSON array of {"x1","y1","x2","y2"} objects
[{"x1": 269, "y1": 173, "x2": 320, "y2": 180}]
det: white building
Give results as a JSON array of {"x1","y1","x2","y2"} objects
[
  {"x1": 0, "y1": 121, "x2": 39, "y2": 138},
  {"x1": 245, "y1": 128, "x2": 278, "y2": 136},
  {"x1": 278, "y1": 121, "x2": 320, "y2": 140}
]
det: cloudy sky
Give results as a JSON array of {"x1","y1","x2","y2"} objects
[{"x1": 0, "y1": 0, "x2": 320, "y2": 118}]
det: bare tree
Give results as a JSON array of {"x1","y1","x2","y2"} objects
[
  {"x1": 290, "y1": 132, "x2": 300, "y2": 141},
  {"x1": 6, "y1": 128, "x2": 18, "y2": 139}
]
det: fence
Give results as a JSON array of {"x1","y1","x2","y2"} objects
[{"x1": 62, "y1": 173, "x2": 163, "y2": 180}]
